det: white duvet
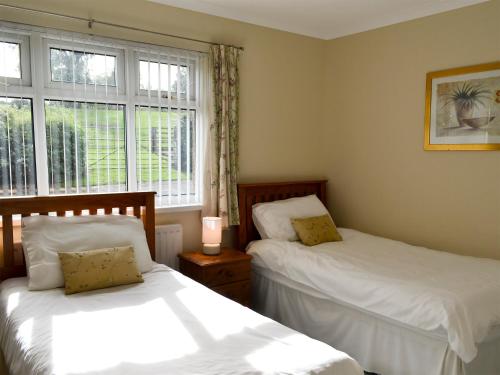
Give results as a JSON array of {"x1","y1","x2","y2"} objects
[
  {"x1": 0, "y1": 264, "x2": 362, "y2": 375},
  {"x1": 247, "y1": 228, "x2": 500, "y2": 363}
]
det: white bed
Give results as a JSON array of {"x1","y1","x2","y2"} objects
[
  {"x1": 247, "y1": 228, "x2": 500, "y2": 375},
  {"x1": 0, "y1": 263, "x2": 363, "y2": 375}
]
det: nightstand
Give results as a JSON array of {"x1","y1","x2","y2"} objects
[{"x1": 178, "y1": 249, "x2": 252, "y2": 307}]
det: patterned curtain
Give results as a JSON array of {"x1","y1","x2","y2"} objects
[{"x1": 205, "y1": 45, "x2": 241, "y2": 227}]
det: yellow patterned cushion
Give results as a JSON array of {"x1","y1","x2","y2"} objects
[
  {"x1": 291, "y1": 214, "x2": 343, "y2": 246},
  {"x1": 58, "y1": 246, "x2": 144, "y2": 295}
]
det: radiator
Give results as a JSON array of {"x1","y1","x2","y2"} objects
[{"x1": 155, "y1": 224, "x2": 183, "y2": 270}]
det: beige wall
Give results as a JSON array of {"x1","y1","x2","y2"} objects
[
  {"x1": 0, "y1": 0, "x2": 326, "y2": 251},
  {"x1": 322, "y1": 0, "x2": 500, "y2": 259}
]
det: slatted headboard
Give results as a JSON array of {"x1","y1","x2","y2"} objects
[
  {"x1": 237, "y1": 180, "x2": 327, "y2": 250},
  {"x1": 0, "y1": 192, "x2": 155, "y2": 281}
]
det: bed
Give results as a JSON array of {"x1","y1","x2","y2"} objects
[
  {"x1": 0, "y1": 191, "x2": 362, "y2": 375},
  {"x1": 237, "y1": 180, "x2": 500, "y2": 375}
]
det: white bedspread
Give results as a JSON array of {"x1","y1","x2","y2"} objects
[
  {"x1": 247, "y1": 228, "x2": 500, "y2": 363},
  {"x1": 0, "y1": 264, "x2": 362, "y2": 375}
]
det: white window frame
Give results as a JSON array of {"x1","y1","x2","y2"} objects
[
  {"x1": 0, "y1": 31, "x2": 31, "y2": 88},
  {"x1": 0, "y1": 21, "x2": 204, "y2": 210},
  {"x1": 42, "y1": 38, "x2": 126, "y2": 98},
  {"x1": 135, "y1": 51, "x2": 196, "y2": 102},
  {"x1": 133, "y1": 49, "x2": 201, "y2": 207}
]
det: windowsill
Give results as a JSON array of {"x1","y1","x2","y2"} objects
[{"x1": 155, "y1": 204, "x2": 203, "y2": 214}]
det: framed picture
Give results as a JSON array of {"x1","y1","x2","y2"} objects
[{"x1": 424, "y1": 62, "x2": 500, "y2": 150}]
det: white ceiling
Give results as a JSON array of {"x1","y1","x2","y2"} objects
[{"x1": 149, "y1": 0, "x2": 488, "y2": 40}]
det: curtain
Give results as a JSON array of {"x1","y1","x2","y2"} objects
[{"x1": 203, "y1": 45, "x2": 241, "y2": 227}]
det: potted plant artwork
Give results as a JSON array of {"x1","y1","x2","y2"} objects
[
  {"x1": 424, "y1": 61, "x2": 500, "y2": 150},
  {"x1": 443, "y1": 82, "x2": 495, "y2": 129}
]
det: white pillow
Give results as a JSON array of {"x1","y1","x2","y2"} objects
[
  {"x1": 252, "y1": 194, "x2": 330, "y2": 241},
  {"x1": 21, "y1": 215, "x2": 153, "y2": 291}
]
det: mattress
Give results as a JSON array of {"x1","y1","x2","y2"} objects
[
  {"x1": 0, "y1": 263, "x2": 362, "y2": 375},
  {"x1": 247, "y1": 228, "x2": 500, "y2": 363}
]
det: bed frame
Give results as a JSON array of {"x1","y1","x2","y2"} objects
[
  {"x1": 0, "y1": 192, "x2": 156, "y2": 281},
  {"x1": 237, "y1": 180, "x2": 327, "y2": 250}
]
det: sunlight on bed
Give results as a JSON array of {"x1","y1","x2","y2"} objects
[
  {"x1": 176, "y1": 287, "x2": 269, "y2": 340},
  {"x1": 6, "y1": 292, "x2": 19, "y2": 316},
  {"x1": 245, "y1": 333, "x2": 341, "y2": 372},
  {"x1": 16, "y1": 318, "x2": 33, "y2": 350},
  {"x1": 51, "y1": 298, "x2": 198, "y2": 374}
]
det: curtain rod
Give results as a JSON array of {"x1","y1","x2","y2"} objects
[{"x1": 0, "y1": 2, "x2": 244, "y2": 51}]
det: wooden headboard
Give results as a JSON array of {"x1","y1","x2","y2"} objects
[
  {"x1": 0, "y1": 192, "x2": 155, "y2": 281},
  {"x1": 237, "y1": 180, "x2": 327, "y2": 250}
]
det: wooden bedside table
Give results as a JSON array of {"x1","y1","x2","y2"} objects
[{"x1": 178, "y1": 249, "x2": 252, "y2": 307}]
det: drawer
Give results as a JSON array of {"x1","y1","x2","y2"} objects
[
  {"x1": 203, "y1": 261, "x2": 251, "y2": 286},
  {"x1": 213, "y1": 280, "x2": 251, "y2": 306}
]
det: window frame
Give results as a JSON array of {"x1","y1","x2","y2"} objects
[
  {"x1": 132, "y1": 49, "x2": 201, "y2": 207},
  {"x1": 0, "y1": 32, "x2": 31, "y2": 88},
  {"x1": 42, "y1": 38, "x2": 126, "y2": 99},
  {"x1": 134, "y1": 51, "x2": 197, "y2": 102},
  {"x1": 43, "y1": 98, "x2": 128, "y2": 195},
  {"x1": 0, "y1": 96, "x2": 37, "y2": 196},
  {"x1": 134, "y1": 105, "x2": 199, "y2": 206},
  {"x1": 0, "y1": 21, "x2": 204, "y2": 210}
]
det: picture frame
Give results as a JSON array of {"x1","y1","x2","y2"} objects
[{"x1": 424, "y1": 61, "x2": 500, "y2": 151}]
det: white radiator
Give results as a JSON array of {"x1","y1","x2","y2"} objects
[{"x1": 155, "y1": 224, "x2": 183, "y2": 270}]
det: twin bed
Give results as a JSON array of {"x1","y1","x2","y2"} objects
[
  {"x1": 238, "y1": 181, "x2": 500, "y2": 375},
  {"x1": 0, "y1": 191, "x2": 362, "y2": 375},
  {"x1": 1, "y1": 181, "x2": 500, "y2": 375}
]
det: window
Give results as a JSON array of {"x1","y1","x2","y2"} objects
[
  {"x1": 42, "y1": 39, "x2": 127, "y2": 195},
  {"x1": 0, "y1": 32, "x2": 31, "y2": 86},
  {"x1": 136, "y1": 106, "x2": 197, "y2": 206},
  {"x1": 45, "y1": 100, "x2": 126, "y2": 194},
  {"x1": 0, "y1": 41, "x2": 20, "y2": 79},
  {"x1": 50, "y1": 48, "x2": 117, "y2": 86},
  {"x1": 0, "y1": 97, "x2": 36, "y2": 196},
  {"x1": 42, "y1": 39, "x2": 125, "y2": 97},
  {"x1": 136, "y1": 53, "x2": 196, "y2": 101},
  {"x1": 0, "y1": 22, "x2": 204, "y2": 207},
  {"x1": 138, "y1": 60, "x2": 189, "y2": 97},
  {"x1": 135, "y1": 53, "x2": 199, "y2": 206}
]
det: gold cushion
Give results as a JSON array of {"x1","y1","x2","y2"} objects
[
  {"x1": 291, "y1": 214, "x2": 343, "y2": 246},
  {"x1": 58, "y1": 246, "x2": 144, "y2": 295}
]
